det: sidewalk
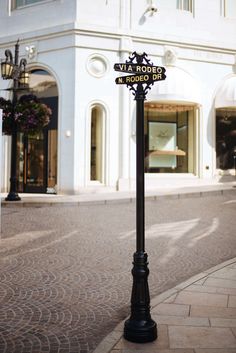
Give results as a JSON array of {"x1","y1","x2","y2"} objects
[
  {"x1": 94, "y1": 257, "x2": 236, "y2": 353},
  {"x1": 1, "y1": 179, "x2": 236, "y2": 206}
]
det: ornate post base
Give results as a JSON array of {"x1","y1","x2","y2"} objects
[
  {"x1": 124, "y1": 252, "x2": 157, "y2": 343},
  {"x1": 5, "y1": 191, "x2": 21, "y2": 201},
  {"x1": 5, "y1": 177, "x2": 21, "y2": 201}
]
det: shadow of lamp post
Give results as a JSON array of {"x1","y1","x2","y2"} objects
[{"x1": 1, "y1": 40, "x2": 29, "y2": 201}]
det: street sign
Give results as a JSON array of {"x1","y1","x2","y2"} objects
[
  {"x1": 115, "y1": 72, "x2": 166, "y2": 85},
  {"x1": 114, "y1": 63, "x2": 166, "y2": 75}
]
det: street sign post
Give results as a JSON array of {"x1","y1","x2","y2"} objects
[{"x1": 114, "y1": 52, "x2": 166, "y2": 344}]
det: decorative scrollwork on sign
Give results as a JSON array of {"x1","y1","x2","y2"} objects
[
  {"x1": 125, "y1": 52, "x2": 155, "y2": 99},
  {"x1": 127, "y1": 79, "x2": 154, "y2": 100},
  {"x1": 114, "y1": 51, "x2": 166, "y2": 100},
  {"x1": 126, "y1": 52, "x2": 153, "y2": 66}
]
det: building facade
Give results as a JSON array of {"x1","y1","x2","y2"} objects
[{"x1": 0, "y1": 0, "x2": 236, "y2": 194}]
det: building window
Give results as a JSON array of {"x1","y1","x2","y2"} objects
[
  {"x1": 144, "y1": 104, "x2": 195, "y2": 174},
  {"x1": 13, "y1": 0, "x2": 47, "y2": 8},
  {"x1": 224, "y1": 0, "x2": 236, "y2": 18},
  {"x1": 177, "y1": 0, "x2": 192, "y2": 12},
  {"x1": 216, "y1": 109, "x2": 236, "y2": 170},
  {"x1": 90, "y1": 106, "x2": 104, "y2": 183}
]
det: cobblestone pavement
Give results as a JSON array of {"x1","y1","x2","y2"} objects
[{"x1": 0, "y1": 192, "x2": 236, "y2": 353}]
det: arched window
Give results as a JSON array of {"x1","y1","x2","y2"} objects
[
  {"x1": 215, "y1": 76, "x2": 236, "y2": 173},
  {"x1": 216, "y1": 109, "x2": 236, "y2": 170},
  {"x1": 90, "y1": 105, "x2": 105, "y2": 183},
  {"x1": 16, "y1": 68, "x2": 58, "y2": 193}
]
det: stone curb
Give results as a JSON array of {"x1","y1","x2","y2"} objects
[
  {"x1": 92, "y1": 256, "x2": 236, "y2": 353},
  {"x1": 1, "y1": 187, "x2": 235, "y2": 208}
]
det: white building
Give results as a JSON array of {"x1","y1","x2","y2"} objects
[{"x1": 0, "y1": 0, "x2": 236, "y2": 194}]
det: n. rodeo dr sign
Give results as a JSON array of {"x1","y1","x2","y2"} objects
[
  {"x1": 115, "y1": 72, "x2": 165, "y2": 85},
  {"x1": 114, "y1": 63, "x2": 166, "y2": 85}
]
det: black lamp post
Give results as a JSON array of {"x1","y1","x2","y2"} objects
[
  {"x1": 114, "y1": 52, "x2": 166, "y2": 343},
  {"x1": 123, "y1": 86, "x2": 157, "y2": 343},
  {"x1": 1, "y1": 40, "x2": 29, "y2": 201}
]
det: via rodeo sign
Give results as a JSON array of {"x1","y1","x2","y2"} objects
[{"x1": 114, "y1": 62, "x2": 165, "y2": 85}]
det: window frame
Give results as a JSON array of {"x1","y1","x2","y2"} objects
[
  {"x1": 144, "y1": 105, "x2": 196, "y2": 174},
  {"x1": 223, "y1": 0, "x2": 236, "y2": 18}
]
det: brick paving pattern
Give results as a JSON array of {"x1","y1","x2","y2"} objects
[
  {"x1": 110, "y1": 259, "x2": 236, "y2": 352},
  {"x1": 0, "y1": 193, "x2": 236, "y2": 352}
]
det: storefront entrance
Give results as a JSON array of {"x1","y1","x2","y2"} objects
[
  {"x1": 16, "y1": 69, "x2": 58, "y2": 193},
  {"x1": 17, "y1": 128, "x2": 57, "y2": 194},
  {"x1": 23, "y1": 132, "x2": 46, "y2": 193}
]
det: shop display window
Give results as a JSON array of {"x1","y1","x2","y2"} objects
[{"x1": 145, "y1": 104, "x2": 195, "y2": 173}]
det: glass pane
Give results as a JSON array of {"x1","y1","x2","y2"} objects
[
  {"x1": 15, "y1": 0, "x2": 44, "y2": 7},
  {"x1": 90, "y1": 107, "x2": 103, "y2": 182},
  {"x1": 16, "y1": 132, "x2": 24, "y2": 193},
  {"x1": 47, "y1": 130, "x2": 57, "y2": 192},
  {"x1": 148, "y1": 122, "x2": 177, "y2": 168},
  {"x1": 183, "y1": 0, "x2": 191, "y2": 11},
  {"x1": 216, "y1": 110, "x2": 236, "y2": 169},
  {"x1": 177, "y1": 112, "x2": 189, "y2": 172},
  {"x1": 144, "y1": 106, "x2": 192, "y2": 173},
  {"x1": 177, "y1": 0, "x2": 182, "y2": 9},
  {"x1": 225, "y1": 0, "x2": 236, "y2": 17},
  {"x1": 27, "y1": 132, "x2": 44, "y2": 187},
  {"x1": 15, "y1": 0, "x2": 24, "y2": 6},
  {"x1": 91, "y1": 110, "x2": 97, "y2": 181}
]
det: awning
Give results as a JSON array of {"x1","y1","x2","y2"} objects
[
  {"x1": 215, "y1": 76, "x2": 236, "y2": 108},
  {"x1": 147, "y1": 66, "x2": 201, "y2": 104}
]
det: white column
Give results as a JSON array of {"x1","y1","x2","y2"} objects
[
  {"x1": 117, "y1": 0, "x2": 133, "y2": 190},
  {"x1": 201, "y1": 101, "x2": 214, "y2": 179},
  {"x1": 56, "y1": 48, "x2": 77, "y2": 194},
  {"x1": 118, "y1": 37, "x2": 133, "y2": 190},
  {"x1": 120, "y1": 0, "x2": 130, "y2": 30}
]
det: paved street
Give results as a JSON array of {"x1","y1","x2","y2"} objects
[{"x1": 0, "y1": 192, "x2": 236, "y2": 353}]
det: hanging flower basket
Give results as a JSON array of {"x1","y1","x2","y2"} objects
[
  {"x1": 0, "y1": 97, "x2": 13, "y2": 135},
  {"x1": 0, "y1": 95, "x2": 52, "y2": 135}
]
